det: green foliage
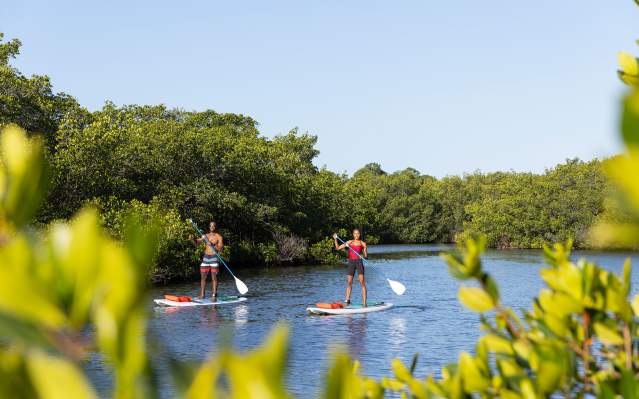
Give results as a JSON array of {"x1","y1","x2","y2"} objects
[
  {"x1": 44, "y1": 102, "x2": 355, "y2": 269},
  {"x1": 92, "y1": 197, "x2": 196, "y2": 282},
  {"x1": 347, "y1": 161, "x2": 607, "y2": 249},
  {"x1": 5, "y1": 2, "x2": 639, "y2": 398},
  {"x1": 0, "y1": 126, "x2": 157, "y2": 399},
  {"x1": 458, "y1": 160, "x2": 606, "y2": 249},
  {"x1": 0, "y1": 124, "x2": 380, "y2": 399},
  {"x1": 309, "y1": 237, "x2": 342, "y2": 264}
]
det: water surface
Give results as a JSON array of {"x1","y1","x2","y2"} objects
[{"x1": 87, "y1": 245, "x2": 639, "y2": 397}]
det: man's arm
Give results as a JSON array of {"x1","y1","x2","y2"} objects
[
  {"x1": 190, "y1": 235, "x2": 204, "y2": 246},
  {"x1": 215, "y1": 234, "x2": 224, "y2": 253}
]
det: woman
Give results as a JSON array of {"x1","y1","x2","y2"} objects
[{"x1": 333, "y1": 229, "x2": 367, "y2": 307}]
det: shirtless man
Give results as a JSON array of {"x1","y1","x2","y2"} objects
[{"x1": 191, "y1": 221, "x2": 224, "y2": 299}]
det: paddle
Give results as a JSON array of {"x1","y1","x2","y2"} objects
[
  {"x1": 335, "y1": 235, "x2": 406, "y2": 296},
  {"x1": 187, "y1": 219, "x2": 249, "y2": 295}
]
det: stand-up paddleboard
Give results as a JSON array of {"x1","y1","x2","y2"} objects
[
  {"x1": 307, "y1": 302, "x2": 393, "y2": 315},
  {"x1": 154, "y1": 295, "x2": 247, "y2": 307}
]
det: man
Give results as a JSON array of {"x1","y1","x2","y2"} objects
[{"x1": 191, "y1": 221, "x2": 224, "y2": 299}]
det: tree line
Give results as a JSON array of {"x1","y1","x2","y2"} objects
[{"x1": 0, "y1": 33, "x2": 614, "y2": 281}]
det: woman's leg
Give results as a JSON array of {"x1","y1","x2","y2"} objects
[
  {"x1": 345, "y1": 275, "x2": 354, "y2": 303},
  {"x1": 358, "y1": 273, "x2": 367, "y2": 307}
]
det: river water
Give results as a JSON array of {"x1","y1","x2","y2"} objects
[{"x1": 87, "y1": 245, "x2": 639, "y2": 397}]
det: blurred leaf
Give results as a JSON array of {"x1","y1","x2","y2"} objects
[
  {"x1": 0, "y1": 312, "x2": 54, "y2": 351},
  {"x1": 631, "y1": 294, "x2": 639, "y2": 316},
  {"x1": 458, "y1": 286, "x2": 494, "y2": 313},
  {"x1": 590, "y1": 222, "x2": 639, "y2": 249},
  {"x1": 621, "y1": 369, "x2": 638, "y2": 399},
  {"x1": 26, "y1": 350, "x2": 97, "y2": 399},
  {"x1": 483, "y1": 275, "x2": 500, "y2": 303},
  {"x1": 322, "y1": 351, "x2": 383, "y2": 399},
  {"x1": 497, "y1": 359, "x2": 524, "y2": 378},
  {"x1": 0, "y1": 125, "x2": 49, "y2": 227},
  {"x1": 479, "y1": 334, "x2": 513, "y2": 355},
  {"x1": 459, "y1": 352, "x2": 488, "y2": 392},
  {"x1": 0, "y1": 236, "x2": 67, "y2": 329},
  {"x1": 605, "y1": 152, "x2": 639, "y2": 216},
  {"x1": 619, "y1": 52, "x2": 639, "y2": 76},
  {"x1": 623, "y1": 258, "x2": 632, "y2": 297},
  {"x1": 185, "y1": 356, "x2": 220, "y2": 399},
  {"x1": 622, "y1": 90, "x2": 639, "y2": 148},
  {"x1": 391, "y1": 358, "x2": 412, "y2": 382},
  {"x1": 534, "y1": 344, "x2": 566, "y2": 394},
  {"x1": 594, "y1": 322, "x2": 624, "y2": 345}
]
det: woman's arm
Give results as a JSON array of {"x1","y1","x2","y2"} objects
[
  {"x1": 362, "y1": 241, "x2": 368, "y2": 258},
  {"x1": 332, "y1": 234, "x2": 347, "y2": 250}
]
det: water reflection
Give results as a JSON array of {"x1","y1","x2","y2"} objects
[
  {"x1": 388, "y1": 316, "x2": 407, "y2": 351},
  {"x1": 346, "y1": 315, "x2": 367, "y2": 358},
  {"x1": 198, "y1": 306, "x2": 220, "y2": 328},
  {"x1": 234, "y1": 304, "x2": 249, "y2": 326}
]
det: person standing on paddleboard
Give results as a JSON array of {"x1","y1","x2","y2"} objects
[
  {"x1": 190, "y1": 221, "x2": 224, "y2": 299},
  {"x1": 333, "y1": 229, "x2": 367, "y2": 307}
]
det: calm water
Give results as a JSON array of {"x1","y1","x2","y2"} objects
[{"x1": 87, "y1": 245, "x2": 639, "y2": 397}]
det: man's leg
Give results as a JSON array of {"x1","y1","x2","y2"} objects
[
  {"x1": 211, "y1": 269, "x2": 219, "y2": 299},
  {"x1": 199, "y1": 270, "x2": 208, "y2": 299}
]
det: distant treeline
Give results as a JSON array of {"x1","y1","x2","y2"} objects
[{"x1": 0, "y1": 33, "x2": 616, "y2": 281}]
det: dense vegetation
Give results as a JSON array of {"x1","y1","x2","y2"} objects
[
  {"x1": 3, "y1": 1, "x2": 639, "y2": 397},
  {"x1": 1, "y1": 50, "x2": 639, "y2": 396},
  {"x1": 0, "y1": 32, "x2": 614, "y2": 283}
]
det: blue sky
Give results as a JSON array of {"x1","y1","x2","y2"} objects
[{"x1": 3, "y1": 1, "x2": 637, "y2": 177}]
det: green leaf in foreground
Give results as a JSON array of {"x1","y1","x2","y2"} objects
[{"x1": 458, "y1": 286, "x2": 495, "y2": 313}]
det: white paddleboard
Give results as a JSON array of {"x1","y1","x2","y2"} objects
[
  {"x1": 306, "y1": 302, "x2": 393, "y2": 315},
  {"x1": 154, "y1": 296, "x2": 247, "y2": 307}
]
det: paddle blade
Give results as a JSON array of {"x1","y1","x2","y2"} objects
[
  {"x1": 235, "y1": 277, "x2": 249, "y2": 295},
  {"x1": 387, "y1": 279, "x2": 406, "y2": 295}
]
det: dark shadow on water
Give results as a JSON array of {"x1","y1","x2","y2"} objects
[{"x1": 393, "y1": 305, "x2": 430, "y2": 312}]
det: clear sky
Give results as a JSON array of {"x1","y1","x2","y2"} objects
[{"x1": 2, "y1": 1, "x2": 637, "y2": 177}]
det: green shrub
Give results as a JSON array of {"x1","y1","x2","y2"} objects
[
  {"x1": 309, "y1": 238, "x2": 341, "y2": 264},
  {"x1": 91, "y1": 197, "x2": 197, "y2": 283},
  {"x1": 257, "y1": 241, "x2": 278, "y2": 264}
]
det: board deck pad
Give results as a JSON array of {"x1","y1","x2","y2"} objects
[
  {"x1": 154, "y1": 295, "x2": 247, "y2": 307},
  {"x1": 306, "y1": 301, "x2": 393, "y2": 315}
]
